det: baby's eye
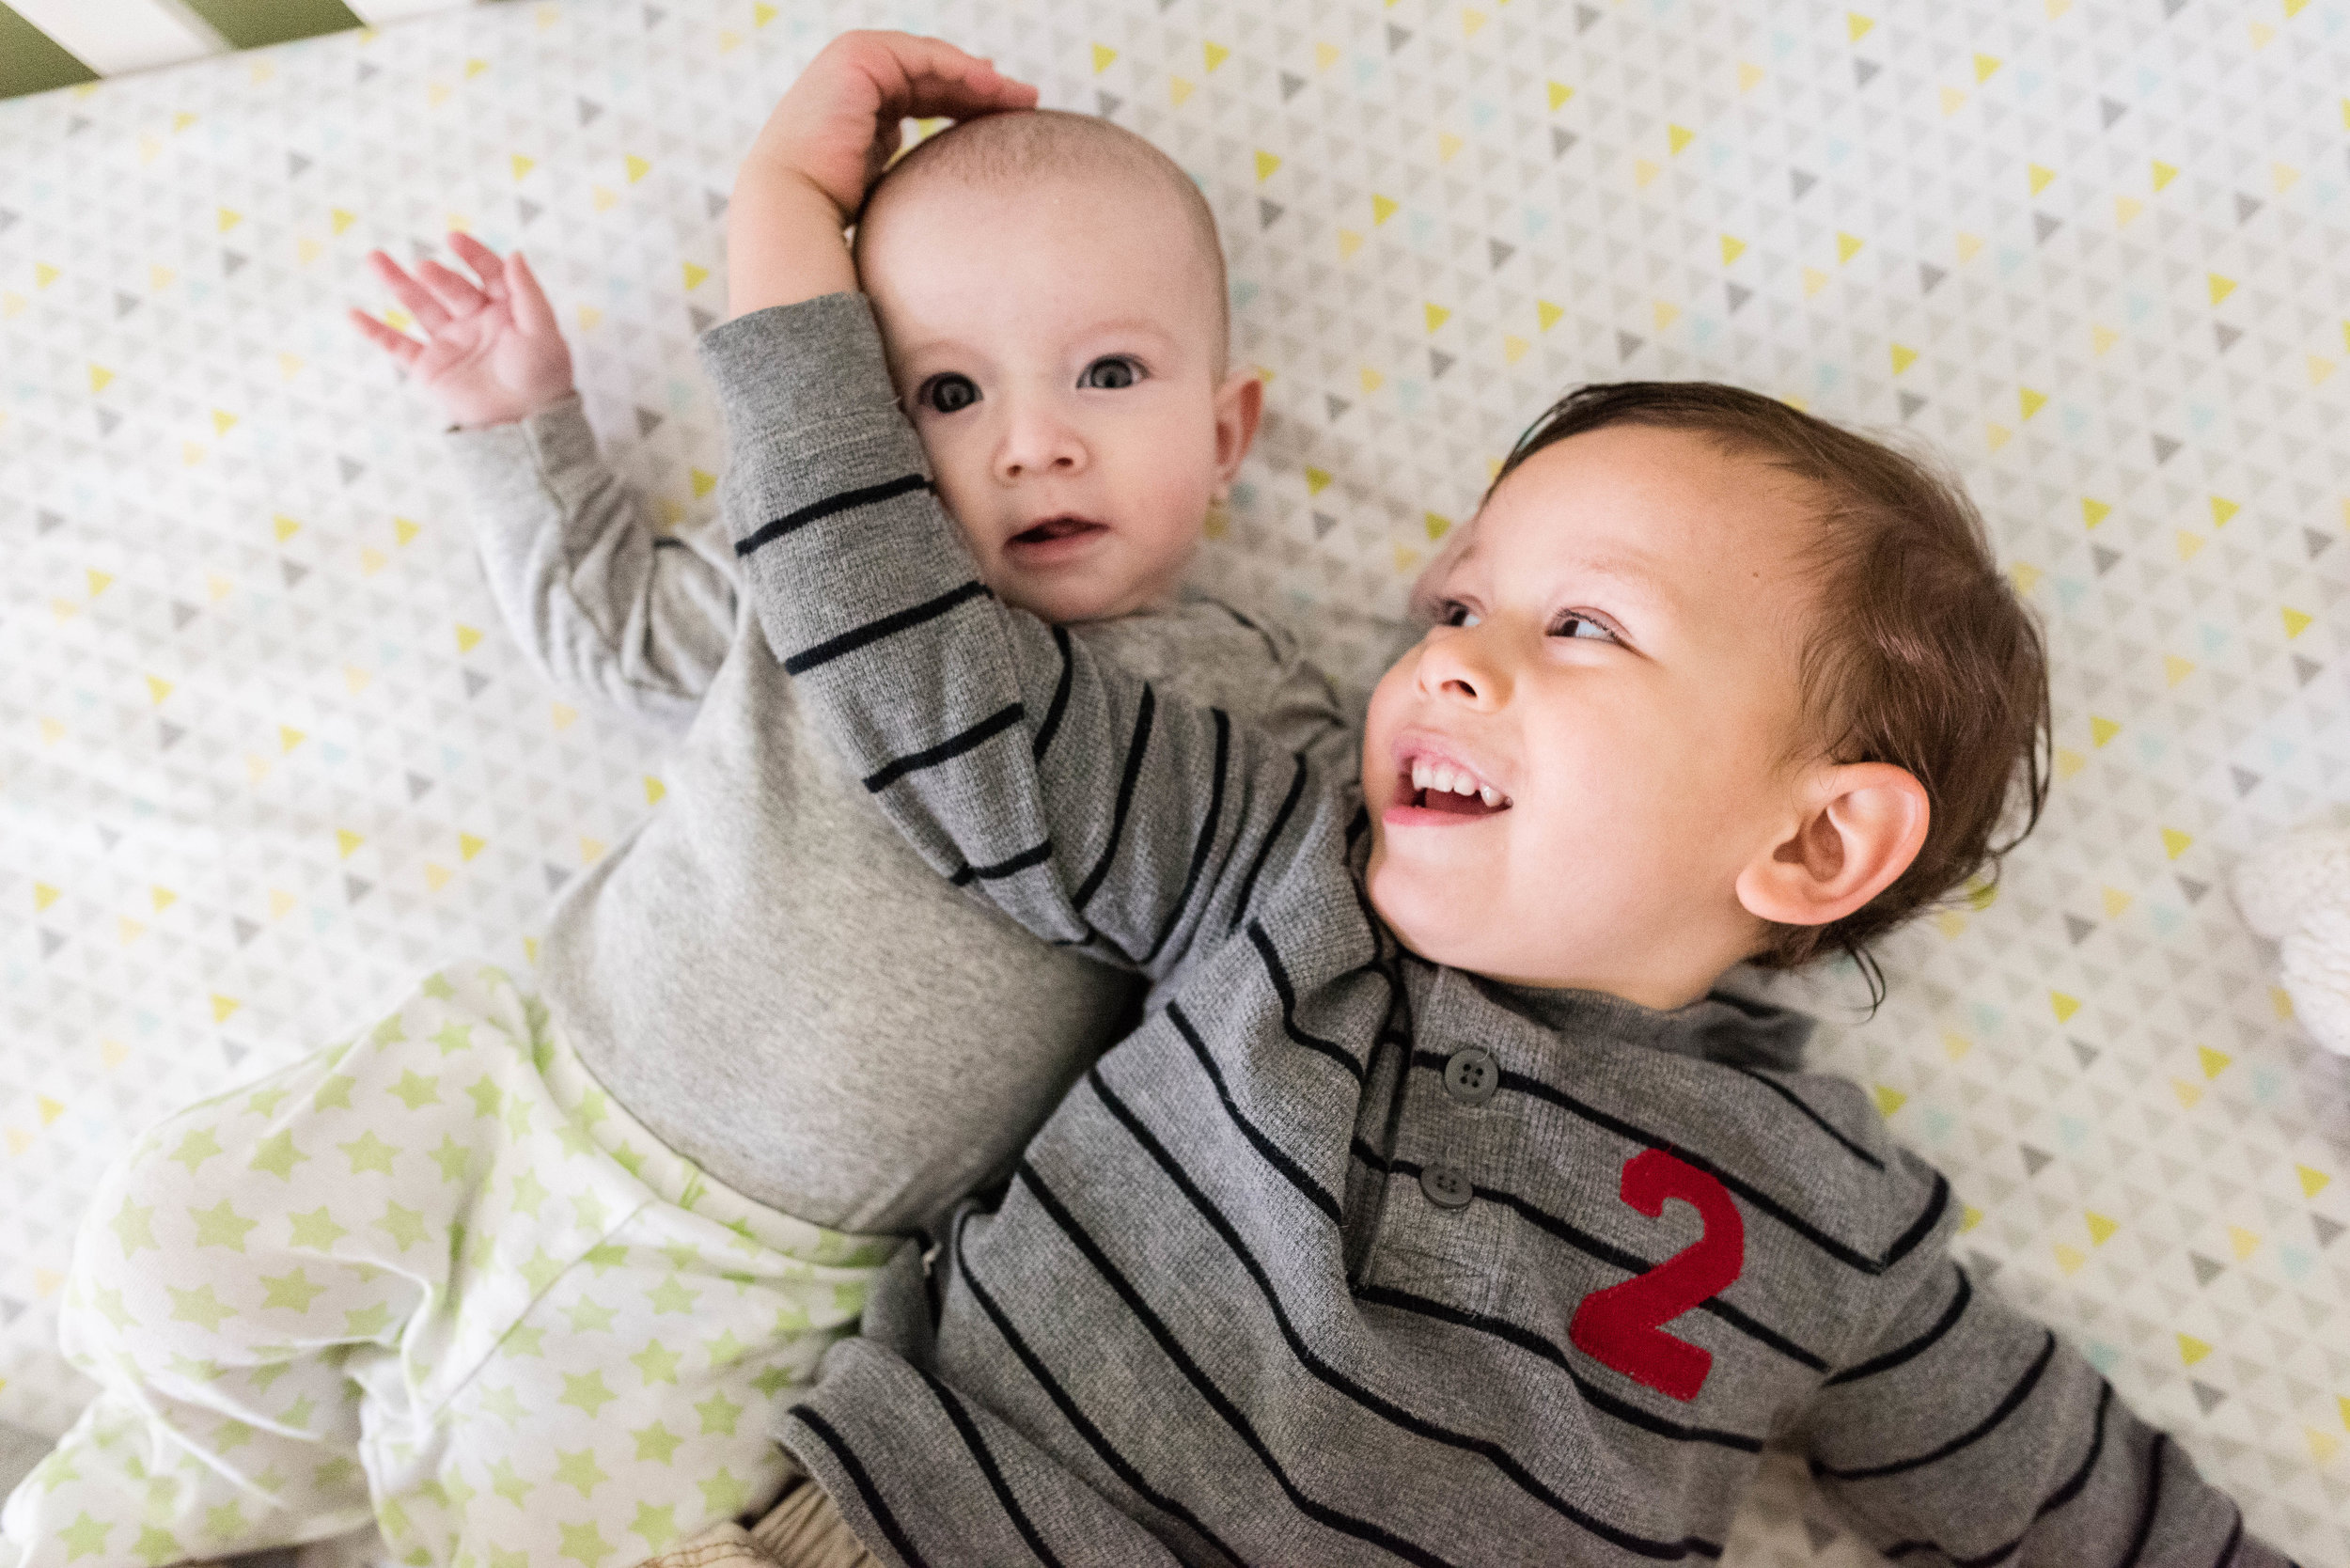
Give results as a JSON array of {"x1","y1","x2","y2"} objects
[
  {"x1": 1438, "y1": 601, "x2": 1481, "y2": 629},
  {"x1": 920, "y1": 373, "x2": 980, "y2": 414},
  {"x1": 1553, "y1": 612, "x2": 1617, "y2": 643},
  {"x1": 1079, "y1": 355, "x2": 1144, "y2": 390}
]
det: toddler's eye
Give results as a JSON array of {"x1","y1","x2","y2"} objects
[
  {"x1": 1554, "y1": 612, "x2": 1617, "y2": 642},
  {"x1": 920, "y1": 373, "x2": 980, "y2": 414},
  {"x1": 1439, "y1": 601, "x2": 1481, "y2": 629},
  {"x1": 1079, "y1": 355, "x2": 1144, "y2": 390}
]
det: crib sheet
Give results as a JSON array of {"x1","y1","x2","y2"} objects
[{"x1": 2, "y1": 0, "x2": 2344, "y2": 1560}]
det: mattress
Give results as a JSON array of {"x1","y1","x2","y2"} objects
[{"x1": 1, "y1": 0, "x2": 2343, "y2": 1560}]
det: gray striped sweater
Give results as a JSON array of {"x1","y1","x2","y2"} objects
[{"x1": 700, "y1": 294, "x2": 2287, "y2": 1568}]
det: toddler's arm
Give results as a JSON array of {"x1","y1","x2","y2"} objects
[{"x1": 354, "y1": 238, "x2": 736, "y2": 728}]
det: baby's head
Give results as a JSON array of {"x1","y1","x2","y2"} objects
[
  {"x1": 1364, "y1": 384, "x2": 2051, "y2": 1010},
  {"x1": 852, "y1": 110, "x2": 1260, "y2": 623}
]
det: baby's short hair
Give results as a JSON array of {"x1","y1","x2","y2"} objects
[{"x1": 1474, "y1": 382, "x2": 2053, "y2": 995}]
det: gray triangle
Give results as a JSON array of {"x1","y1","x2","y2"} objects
[
  {"x1": 704, "y1": 190, "x2": 729, "y2": 220},
  {"x1": 339, "y1": 456, "x2": 366, "y2": 484},
  {"x1": 222, "y1": 1042, "x2": 247, "y2": 1067},
  {"x1": 115, "y1": 291, "x2": 140, "y2": 319},
  {"x1": 357, "y1": 60, "x2": 379, "y2": 82},
  {"x1": 158, "y1": 721, "x2": 185, "y2": 749},
  {"x1": 1616, "y1": 331, "x2": 1642, "y2": 362},
  {"x1": 0, "y1": 207, "x2": 14, "y2": 235},
  {"x1": 172, "y1": 601, "x2": 199, "y2": 629},
  {"x1": 2234, "y1": 193, "x2": 2262, "y2": 225},
  {"x1": 1279, "y1": 71, "x2": 1307, "y2": 102},
  {"x1": 2230, "y1": 766, "x2": 2261, "y2": 797},
  {"x1": 2070, "y1": 1041, "x2": 2099, "y2": 1070},
  {"x1": 97, "y1": 825, "x2": 119, "y2": 850},
  {"x1": 2177, "y1": 875, "x2": 2210, "y2": 904},
  {"x1": 2032, "y1": 212, "x2": 2061, "y2": 243},
  {"x1": 2100, "y1": 98, "x2": 2128, "y2": 129},
  {"x1": 1897, "y1": 391, "x2": 1927, "y2": 419},
  {"x1": 1966, "y1": 1249, "x2": 2000, "y2": 1283},
  {"x1": 2190, "y1": 1253, "x2": 2227, "y2": 1286},
  {"x1": 2163, "y1": 0, "x2": 2189, "y2": 15},
  {"x1": 222, "y1": 251, "x2": 247, "y2": 275},
  {"x1": 346, "y1": 876, "x2": 371, "y2": 904},
  {"x1": 2092, "y1": 545, "x2": 2122, "y2": 575},
  {"x1": 1790, "y1": 169, "x2": 1817, "y2": 201},
  {"x1": 2306, "y1": 528, "x2": 2334, "y2": 559},
  {"x1": 39, "y1": 930, "x2": 66, "y2": 958},
  {"x1": 1429, "y1": 351, "x2": 1454, "y2": 380},
  {"x1": 462, "y1": 669, "x2": 492, "y2": 698},
  {"x1": 2315, "y1": 1215, "x2": 2343, "y2": 1247},
  {"x1": 1324, "y1": 396, "x2": 1350, "y2": 421},
  {"x1": 1312, "y1": 512, "x2": 1339, "y2": 540},
  {"x1": 1575, "y1": 3, "x2": 1603, "y2": 31},
  {"x1": 2214, "y1": 323, "x2": 2242, "y2": 353},
  {"x1": 96, "y1": 408, "x2": 120, "y2": 436},
  {"x1": 1725, "y1": 282, "x2": 1752, "y2": 313},
  {"x1": 0, "y1": 1296, "x2": 23, "y2": 1324},
  {"x1": 1386, "y1": 23, "x2": 1412, "y2": 51},
  {"x1": 2293, "y1": 655, "x2": 2323, "y2": 686},
  {"x1": 1488, "y1": 239, "x2": 1513, "y2": 270},
  {"x1": 2020, "y1": 1144, "x2": 2053, "y2": 1176},
  {"x1": 2151, "y1": 434, "x2": 2181, "y2": 464},
  {"x1": 1550, "y1": 127, "x2": 1576, "y2": 158},
  {"x1": 517, "y1": 199, "x2": 542, "y2": 226},
  {"x1": 281, "y1": 560, "x2": 307, "y2": 588},
  {"x1": 2190, "y1": 1380, "x2": 2227, "y2": 1414},
  {"x1": 643, "y1": 6, "x2": 664, "y2": 26},
  {"x1": 1853, "y1": 58, "x2": 1879, "y2": 87},
  {"x1": 2064, "y1": 914, "x2": 2095, "y2": 945},
  {"x1": 546, "y1": 864, "x2": 572, "y2": 892},
  {"x1": 288, "y1": 151, "x2": 310, "y2": 178},
  {"x1": 233, "y1": 917, "x2": 261, "y2": 947},
  {"x1": 689, "y1": 306, "x2": 717, "y2": 335},
  {"x1": 406, "y1": 772, "x2": 434, "y2": 802},
  {"x1": 1096, "y1": 92, "x2": 1122, "y2": 118},
  {"x1": 578, "y1": 98, "x2": 603, "y2": 127},
  {"x1": 636, "y1": 406, "x2": 665, "y2": 437},
  {"x1": 38, "y1": 509, "x2": 65, "y2": 534},
  {"x1": 1260, "y1": 200, "x2": 1284, "y2": 229},
  {"x1": 1919, "y1": 262, "x2": 1948, "y2": 293}
]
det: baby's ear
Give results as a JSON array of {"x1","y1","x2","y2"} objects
[
  {"x1": 1213, "y1": 368, "x2": 1265, "y2": 481},
  {"x1": 1735, "y1": 762, "x2": 1929, "y2": 930}
]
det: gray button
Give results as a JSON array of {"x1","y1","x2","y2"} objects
[
  {"x1": 1419, "y1": 1163, "x2": 1473, "y2": 1210},
  {"x1": 1442, "y1": 1047, "x2": 1498, "y2": 1105}
]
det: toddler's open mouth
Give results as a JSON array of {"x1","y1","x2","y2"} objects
[{"x1": 1400, "y1": 756, "x2": 1511, "y2": 817}]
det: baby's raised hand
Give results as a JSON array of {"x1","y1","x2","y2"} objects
[{"x1": 350, "y1": 233, "x2": 574, "y2": 429}]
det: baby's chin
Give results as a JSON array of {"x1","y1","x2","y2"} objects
[{"x1": 990, "y1": 557, "x2": 1189, "y2": 626}]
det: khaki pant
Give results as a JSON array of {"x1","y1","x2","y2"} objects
[{"x1": 645, "y1": 1480, "x2": 876, "y2": 1568}]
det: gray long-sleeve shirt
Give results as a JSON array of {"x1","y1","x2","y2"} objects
[
  {"x1": 440, "y1": 397, "x2": 1349, "y2": 1235},
  {"x1": 704, "y1": 292, "x2": 2289, "y2": 1568}
]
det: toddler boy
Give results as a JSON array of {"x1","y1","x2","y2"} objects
[
  {"x1": 1, "y1": 61, "x2": 1345, "y2": 1568},
  {"x1": 697, "y1": 32, "x2": 2288, "y2": 1566}
]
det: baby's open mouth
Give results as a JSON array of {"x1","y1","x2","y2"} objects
[
  {"x1": 1009, "y1": 515, "x2": 1104, "y2": 547},
  {"x1": 1402, "y1": 758, "x2": 1510, "y2": 816}
]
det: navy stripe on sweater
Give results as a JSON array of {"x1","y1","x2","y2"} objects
[
  {"x1": 911, "y1": 1363, "x2": 1068, "y2": 1568},
  {"x1": 1813, "y1": 1331, "x2": 2058, "y2": 1482},
  {"x1": 862, "y1": 702, "x2": 1024, "y2": 793},
  {"x1": 735, "y1": 472, "x2": 932, "y2": 557},
  {"x1": 782, "y1": 579, "x2": 991, "y2": 676}
]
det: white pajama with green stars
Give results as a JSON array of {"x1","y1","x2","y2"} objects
[{"x1": 0, "y1": 965, "x2": 899, "y2": 1568}]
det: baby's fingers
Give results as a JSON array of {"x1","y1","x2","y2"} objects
[
  {"x1": 349, "y1": 306, "x2": 424, "y2": 367},
  {"x1": 366, "y1": 250, "x2": 452, "y2": 333},
  {"x1": 505, "y1": 251, "x2": 560, "y2": 340},
  {"x1": 415, "y1": 256, "x2": 491, "y2": 317},
  {"x1": 447, "y1": 231, "x2": 510, "y2": 301}
]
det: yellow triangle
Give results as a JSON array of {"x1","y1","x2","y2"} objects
[
  {"x1": 279, "y1": 726, "x2": 305, "y2": 753},
  {"x1": 208, "y1": 572, "x2": 233, "y2": 601},
  {"x1": 2309, "y1": 355, "x2": 2334, "y2": 385},
  {"x1": 1359, "y1": 366, "x2": 1383, "y2": 392},
  {"x1": 463, "y1": 56, "x2": 488, "y2": 77},
  {"x1": 2310, "y1": 1428, "x2": 2342, "y2": 1466},
  {"x1": 752, "y1": 3, "x2": 775, "y2": 24},
  {"x1": 2172, "y1": 1078, "x2": 2202, "y2": 1109},
  {"x1": 1255, "y1": 149, "x2": 1281, "y2": 181},
  {"x1": 2281, "y1": 606, "x2": 2311, "y2": 640},
  {"x1": 2085, "y1": 1212, "x2": 2117, "y2": 1247},
  {"x1": 1424, "y1": 303, "x2": 1450, "y2": 333},
  {"x1": 511, "y1": 153, "x2": 534, "y2": 181},
  {"x1": 1872, "y1": 1085, "x2": 1905, "y2": 1118},
  {"x1": 1801, "y1": 267, "x2": 1829, "y2": 297},
  {"x1": 1940, "y1": 1032, "x2": 1971, "y2": 1061},
  {"x1": 1204, "y1": 40, "x2": 1230, "y2": 71},
  {"x1": 424, "y1": 862, "x2": 454, "y2": 891},
  {"x1": 2272, "y1": 161, "x2": 2300, "y2": 192},
  {"x1": 455, "y1": 624, "x2": 484, "y2": 653},
  {"x1": 1719, "y1": 234, "x2": 1746, "y2": 265},
  {"x1": 1460, "y1": 9, "x2": 1486, "y2": 36},
  {"x1": 645, "y1": 776, "x2": 666, "y2": 806},
  {"x1": 2226, "y1": 1224, "x2": 2260, "y2": 1261},
  {"x1": 2176, "y1": 530, "x2": 2204, "y2": 561},
  {"x1": 1392, "y1": 545, "x2": 1419, "y2": 575},
  {"x1": 211, "y1": 993, "x2": 241, "y2": 1023},
  {"x1": 182, "y1": 441, "x2": 208, "y2": 467},
  {"x1": 34, "y1": 882, "x2": 60, "y2": 912},
  {"x1": 1667, "y1": 124, "x2": 1694, "y2": 155},
  {"x1": 37, "y1": 1094, "x2": 63, "y2": 1126},
  {"x1": 2176, "y1": 1333, "x2": 2211, "y2": 1367},
  {"x1": 1337, "y1": 229, "x2": 1364, "y2": 260},
  {"x1": 2209, "y1": 495, "x2": 2238, "y2": 526},
  {"x1": 394, "y1": 517, "x2": 420, "y2": 546},
  {"x1": 580, "y1": 836, "x2": 605, "y2": 863},
  {"x1": 1167, "y1": 77, "x2": 1194, "y2": 106},
  {"x1": 2163, "y1": 655, "x2": 2194, "y2": 688},
  {"x1": 337, "y1": 829, "x2": 364, "y2": 859},
  {"x1": 1305, "y1": 466, "x2": 1333, "y2": 495},
  {"x1": 1940, "y1": 85, "x2": 1968, "y2": 115},
  {"x1": 88, "y1": 364, "x2": 114, "y2": 393},
  {"x1": 79, "y1": 569, "x2": 110, "y2": 600},
  {"x1": 625, "y1": 154, "x2": 650, "y2": 184},
  {"x1": 2297, "y1": 1165, "x2": 2331, "y2": 1199},
  {"x1": 2101, "y1": 886, "x2": 2134, "y2": 917},
  {"x1": 1547, "y1": 81, "x2": 1574, "y2": 111},
  {"x1": 552, "y1": 702, "x2": 577, "y2": 731},
  {"x1": 2080, "y1": 497, "x2": 2109, "y2": 528},
  {"x1": 690, "y1": 468, "x2": 717, "y2": 499},
  {"x1": 1315, "y1": 41, "x2": 1340, "y2": 71},
  {"x1": 1737, "y1": 61, "x2": 1764, "y2": 92},
  {"x1": 459, "y1": 833, "x2": 487, "y2": 861},
  {"x1": 344, "y1": 666, "x2": 370, "y2": 695},
  {"x1": 1973, "y1": 53, "x2": 2001, "y2": 81},
  {"x1": 1633, "y1": 158, "x2": 1661, "y2": 188},
  {"x1": 2049, "y1": 991, "x2": 2080, "y2": 1023},
  {"x1": 2028, "y1": 163, "x2": 2056, "y2": 195},
  {"x1": 1437, "y1": 133, "x2": 1465, "y2": 165},
  {"x1": 2272, "y1": 986, "x2": 2295, "y2": 1020},
  {"x1": 2207, "y1": 273, "x2": 2236, "y2": 305},
  {"x1": 2197, "y1": 1045, "x2": 2232, "y2": 1079},
  {"x1": 274, "y1": 514, "x2": 302, "y2": 542},
  {"x1": 1502, "y1": 334, "x2": 1530, "y2": 365},
  {"x1": 1371, "y1": 194, "x2": 1399, "y2": 226},
  {"x1": 1423, "y1": 512, "x2": 1452, "y2": 542},
  {"x1": 1958, "y1": 1202, "x2": 1983, "y2": 1231},
  {"x1": 2161, "y1": 827, "x2": 2193, "y2": 860},
  {"x1": 2151, "y1": 159, "x2": 2178, "y2": 192},
  {"x1": 1091, "y1": 43, "x2": 1117, "y2": 73},
  {"x1": 682, "y1": 262, "x2": 708, "y2": 292},
  {"x1": 1836, "y1": 231, "x2": 1864, "y2": 263},
  {"x1": 2018, "y1": 386, "x2": 2046, "y2": 419},
  {"x1": 2054, "y1": 746, "x2": 2085, "y2": 780},
  {"x1": 2114, "y1": 195, "x2": 2142, "y2": 227},
  {"x1": 331, "y1": 207, "x2": 357, "y2": 235},
  {"x1": 270, "y1": 887, "x2": 296, "y2": 918},
  {"x1": 217, "y1": 208, "x2": 242, "y2": 233},
  {"x1": 591, "y1": 189, "x2": 617, "y2": 213},
  {"x1": 2090, "y1": 715, "x2": 2120, "y2": 748},
  {"x1": 1955, "y1": 231, "x2": 1984, "y2": 262},
  {"x1": 2248, "y1": 20, "x2": 2275, "y2": 47},
  {"x1": 1652, "y1": 300, "x2": 1679, "y2": 331},
  {"x1": 1888, "y1": 343, "x2": 1918, "y2": 374},
  {"x1": 1536, "y1": 300, "x2": 1564, "y2": 332},
  {"x1": 1985, "y1": 424, "x2": 2013, "y2": 452},
  {"x1": 1846, "y1": 11, "x2": 1873, "y2": 41},
  {"x1": 2052, "y1": 1243, "x2": 2085, "y2": 1276}
]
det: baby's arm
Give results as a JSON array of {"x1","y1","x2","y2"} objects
[
  {"x1": 353, "y1": 237, "x2": 736, "y2": 729},
  {"x1": 1794, "y1": 1176, "x2": 2291, "y2": 1564}
]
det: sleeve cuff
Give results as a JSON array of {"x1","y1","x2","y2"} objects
[{"x1": 696, "y1": 293, "x2": 906, "y2": 445}]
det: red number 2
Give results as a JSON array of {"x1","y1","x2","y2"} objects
[{"x1": 1567, "y1": 1149, "x2": 1746, "y2": 1402}]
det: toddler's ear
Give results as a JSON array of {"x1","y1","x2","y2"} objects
[
  {"x1": 1213, "y1": 368, "x2": 1265, "y2": 483},
  {"x1": 1735, "y1": 762, "x2": 1929, "y2": 931}
]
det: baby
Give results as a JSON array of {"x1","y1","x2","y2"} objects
[
  {"x1": 688, "y1": 32, "x2": 2286, "y2": 1566},
  {"x1": 0, "y1": 65, "x2": 1347, "y2": 1568}
]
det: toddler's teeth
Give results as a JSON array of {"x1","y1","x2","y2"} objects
[
  {"x1": 1410, "y1": 760, "x2": 1430, "y2": 792},
  {"x1": 1479, "y1": 785, "x2": 1499, "y2": 808},
  {"x1": 1434, "y1": 765, "x2": 1458, "y2": 795}
]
